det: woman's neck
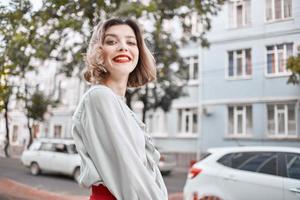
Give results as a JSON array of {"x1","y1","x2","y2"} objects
[{"x1": 102, "y1": 78, "x2": 128, "y2": 97}]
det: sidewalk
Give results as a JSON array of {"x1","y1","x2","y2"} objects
[
  {"x1": 0, "y1": 178, "x2": 88, "y2": 200},
  {"x1": 0, "y1": 178, "x2": 183, "y2": 200}
]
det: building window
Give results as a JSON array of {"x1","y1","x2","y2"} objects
[
  {"x1": 146, "y1": 109, "x2": 165, "y2": 135},
  {"x1": 266, "y1": 43, "x2": 293, "y2": 75},
  {"x1": 228, "y1": 105, "x2": 252, "y2": 136},
  {"x1": 266, "y1": 0, "x2": 292, "y2": 21},
  {"x1": 191, "y1": 12, "x2": 203, "y2": 36},
  {"x1": 186, "y1": 56, "x2": 199, "y2": 81},
  {"x1": 267, "y1": 103, "x2": 296, "y2": 137},
  {"x1": 32, "y1": 124, "x2": 39, "y2": 139},
  {"x1": 54, "y1": 125, "x2": 62, "y2": 138},
  {"x1": 228, "y1": 0, "x2": 251, "y2": 28},
  {"x1": 178, "y1": 108, "x2": 198, "y2": 134},
  {"x1": 228, "y1": 49, "x2": 252, "y2": 78},
  {"x1": 12, "y1": 125, "x2": 18, "y2": 143}
]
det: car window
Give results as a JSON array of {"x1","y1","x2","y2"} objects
[
  {"x1": 199, "y1": 153, "x2": 211, "y2": 161},
  {"x1": 217, "y1": 152, "x2": 255, "y2": 168},
  {"x1": 54, "y1": 143, "x2": 68, "y2": 153},
  {"x1": 258, "y1": 156, "x2": 277, "y2": 175},
  {"x1": 40, "y1": 143, "x2": 55, "y2": 152},
  {"x1": 29, "y1": 141, "x2": 41, "y2": 151},
  {"x1": 218, "y1": 152, "x2": 278, "y2": 176},
  {"x1": 285, "y1": 153, "x2": 300, "y2": 180},
  {"x1": 217, "y1": 153, "x2": 234, "y2": 167},
  {"x1": 67, "y1": 144, "x2": 78, "y2": 154}
]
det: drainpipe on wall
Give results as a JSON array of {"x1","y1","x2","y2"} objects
[{"x1": 196, "y1": 47, "x2": 204, "y2": 161}]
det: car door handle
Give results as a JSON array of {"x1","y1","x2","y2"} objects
[
  {"x1": 223, "y1": 175, "x2": 237, "y2": 182},
  {"x1": 289, "y1": 188, "x2": 300, "y2": 194}
]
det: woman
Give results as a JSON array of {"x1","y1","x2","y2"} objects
[{"x1": 72, "y1": 18, "x2": 168, "y2": 200}]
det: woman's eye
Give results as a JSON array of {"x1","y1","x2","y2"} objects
[
  {"x1": 127, "y1": 41, "x2": 137, "y2": 46},
  {"x1": 105, "y1": 40, "x2": 117, "y2": 45}
]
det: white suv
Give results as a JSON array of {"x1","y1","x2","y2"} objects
[
  {"x1": 183, "y1": 146, "x2": 300, "y2": 200},
  {"x1": 21, "y1": 138, "x2": 81, "y2": 182}
]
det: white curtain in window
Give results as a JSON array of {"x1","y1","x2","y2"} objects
[
  {"x1": 277, "y1": 44, "x2": 284, "y2": 73},
  {"x1": 228, "y1": 2, "x2": 234, "y2": 28},
  {"x1": 236, "y1": 50, "x2": 243, "y2": 76},
  {"x1": 228, "y1": 51, "x2": 234, "y2": 76},
  {"x1": 246, "y1": 106, "x2": 253, "y2": 133},
  {"x1": 267, "y1": 105, "x2": 275, "y2": 135},
  {"x1": 245, "y1": 49, "x2": 252, "y2": 75},
  {"x1": 287, "y1": 104, "x2": 296, "y2": 135},
  {"x1": 274, "y1": 0, "x2": 282, "y2": 19},
  {"x1": 236, "y1": 4, "x2": 244, "y2": 27},
  {"x1": 277, "y1": 105, "x2": 286, "y2": 135},
  {"x1": 266, "y1": 0, "x2": 273, "y2": 21},
  {"x1": 228, "y1": 107, "x2": 234, "y2": 134},
  {"x1": 284, "y1": 0, "x2": 292, "y2": 18},
  {"x1": 245, "y1": 0, "x2": 251, "y2": 25}
]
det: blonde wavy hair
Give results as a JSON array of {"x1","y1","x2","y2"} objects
[{"x1": 83, "y1": 18, "x2": 156, "y2": 88}]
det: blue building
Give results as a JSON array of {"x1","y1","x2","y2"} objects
[{"x1": 149, "y1": 0, "x2": 300, "y2": 168}]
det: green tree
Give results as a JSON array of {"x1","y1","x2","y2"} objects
[
  {"x1": 0, "y1": 0, "x2": 37, "y2": 156},
  {"x1": 1, "y1": 1, "x2": 226, "y2": 144},
  {"x1": 0, "y1": 0, "x2": 58, "y2": 153},
  {"x1": 25, "y1": 89, "x2": 55, "y2": 148},
  {"x1": 31, "y1": 0, "x2": 225, "y2": 121},
  {"x1": 0, "y1": 66, "x2": 13, "y2": 157},
  {"x1": 287, "y1": 55, "x2": 300, "y2": 84}
]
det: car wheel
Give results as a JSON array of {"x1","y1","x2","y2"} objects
[
  {"x1": 73, "y1": 167, "x2": 80, "y2": 182},
  {"x1": 30, "y1": 162, "x2": 40, "y2": 175}
]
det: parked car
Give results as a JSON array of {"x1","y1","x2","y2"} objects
[
  {"x1": 183, "y1": 146, "x2": 300, "y2": 200},
  {"x1": 21, "y1": 138, "x2": 175, "y2": 181},
  {"x1": 159, "y1": 153, "x2": 176, "y2": 175},
  {"x1": 21, "y1": 138, "x2": 81, "y2": 182}
]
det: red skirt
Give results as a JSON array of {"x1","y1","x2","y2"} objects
[{"x1": 90, "y1": 184, "x2": 117, "y2": 200}]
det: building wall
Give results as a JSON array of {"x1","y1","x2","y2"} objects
[
  {"x1": 200, "y1": 0, "x2": 300, "y2": 152},
  {"x1": 153, "y1": 0, "x2": 300, "y2": 168}
]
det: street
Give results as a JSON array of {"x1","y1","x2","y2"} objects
[{"x1": 0, "y1": 157, "x2": 187, "y2": 196}]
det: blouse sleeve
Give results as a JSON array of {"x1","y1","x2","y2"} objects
[{"x1": 80, "y1": 87, "x2": 167, "y2": 200}]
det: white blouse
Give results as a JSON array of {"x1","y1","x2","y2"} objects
[{"x1": 72, "y1": 84, "x2": 168, "y2": 200}]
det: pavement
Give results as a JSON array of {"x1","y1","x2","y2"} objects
[{"x1": 0, "y1": 177, "x2": 183, "y2": 200}]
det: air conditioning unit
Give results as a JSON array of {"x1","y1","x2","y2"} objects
[{"x1": 202, "y1": 106, "x2": 213, "y2": 116}]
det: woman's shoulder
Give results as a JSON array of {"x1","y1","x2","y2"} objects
[
  {"x1": 85, "y1": 84, "x2": 114, "y2": 96},
  {"x1": 83, "y1": 84, "x2": 116, "y2": 102},
  {"x1": 73, "y1": 85, "x2": 117, "y2": 121}
]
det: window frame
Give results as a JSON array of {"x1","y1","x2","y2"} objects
[
  {"x1": 265, "y1": 0, "x2": 293, "y2": 23},
  {"x1": 265, "y1": 43, "x2": 293, "y2": 77},
  {"x1": 228, "y1": 0, "x2": 251, "y2": 28},
  {"x1": 226, "y1": 48, "x2": 252, "y2": 80},
  {"x1": 11, "y1": 125, "x2": 19, "y2": 144},
  {"x1": 177, "y1": 107, "x2": 199, "y2": 136},
  {"x1": 227, "y1": 105, "x2": 253, "y2": 137},
  {"x1": 185, "y1": 55, "x2": 199, "y2": 84},
  {"x1": 52, "y1": 124, "x2": 64, "y2": 138},
  {"x1": 266, "y1": 103, "x2": 297, "y2": 138},
  {"x1": 145, "y1": 108, "x2": 167, "y2": 137}
]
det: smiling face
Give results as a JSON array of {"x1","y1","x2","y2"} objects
[{"x1": 101, "y1": 24, "x2": 139, "y2": 79}]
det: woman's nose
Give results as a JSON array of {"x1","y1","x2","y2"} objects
[{"x1": 118, "y1": 42, "x2": 128, "y2": 51}]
